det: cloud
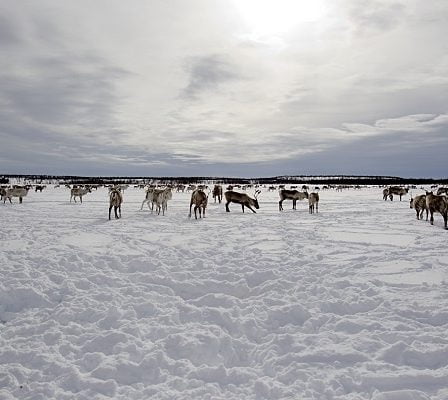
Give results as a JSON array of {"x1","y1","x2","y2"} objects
[
  {"x1": 181, "y1": 55, "x2": 241, "y2": 99},
  {"x1": 0, "y1": 0, "x2": 447, "y2": 177},
  {"x1": 347, "y1": 0, "x2": 406, "y2": 33}
]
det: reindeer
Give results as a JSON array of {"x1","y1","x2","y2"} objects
[
  {"x1": 388, "y1": 186, "x2": 409, "y2": 201},
  {"x1": 425, "y1": 191, "x2": 448, "y2": 229},
  {"x1": 141, "y1": 187, "x2": 156, "y2": 210},
  {"x1": 279, "y1": 189, "x2": 308, "y2": 211},
  {"x1": 382, "y1": 188, "x2": 391, "y2": 201},
  {"x1": 410, "y1": 194, "x2": 428, "y2": 220},
  {"x1": 153, "y1": 188, "x2": 172, "y2": 215},
  {"x1": 309, "y1": 192, "x2": 319, "y2": 214},
  {"x1": 225, "y1": 190, "x2": 260, "y2": 213},
  {"x1": 189, "y1": 189, "x2": 209, "y2": 219},
  {"x1": 212, "y1": 185, "x2": 223, "y2": 203},
  {"x1": 70, "y1": 187, "x2": 91, "y2": 203},
  {"x1": 109, "y1": 187, "x2": 123, "y2": 220},
  {"x1": 3, "y1": 187, "x2": 30, "y2": 204},
  {"x1": 35, "y1": 185, "x2": 46, "y2": 192}
]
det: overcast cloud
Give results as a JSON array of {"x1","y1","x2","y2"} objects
[{"x1": 1, "y1": 0, "x2": 447, "y2": 177}]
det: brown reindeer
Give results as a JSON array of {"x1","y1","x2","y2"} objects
[
  {"x1": 109, "y1": 188, "x2": 123, "y2": 220},
  {"x1": 388, "y1": 186, "x2": 409, "y2": 201},
  {"x1": 425, "y1": 191, "x2": 448, "y2": 229},
  {"x1": 225, "y1": 190, "x2": 260, "y2": 213},
  {"x1": 309, "y1": 192, "x2": 319, "y2": 214},
  {"x1": 279, "y1": 189, "x2": 308, "y2": 211},
  {"x1": 212, "y1": 185, "x2": 223, "y2": 203},
  {"x1": 410, "y1": 194, "x2": 428, "y2": 220},
  {"x1": 189, "y1": 189, "x2": 209, "y2": 219}
]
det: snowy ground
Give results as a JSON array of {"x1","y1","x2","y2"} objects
[{"x1": 1, "y1": 185, "x2": 447, "y2": 400}]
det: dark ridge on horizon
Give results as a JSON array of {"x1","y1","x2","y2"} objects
[{"x1": 1, "y1": 174, "x2": 447, "y2": 186}]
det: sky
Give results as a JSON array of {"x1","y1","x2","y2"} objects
[{"x1": 0, "y1": 0, "x2": 447, "y2": 178}]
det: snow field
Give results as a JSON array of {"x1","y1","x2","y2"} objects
[{"x1": 1, "y1": 186, "x2": 447, "y2": 399}]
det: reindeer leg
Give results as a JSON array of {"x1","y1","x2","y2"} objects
[
  {"x1": 279, "y1": 200, "x2": 283, "y2": 211},
  {"x1": 246, "y1": 205, "x2": 256, "y2": 213},
  {"x1": 242, "y1": 204, "x2": 245, "y2": 213},
  {"x1": 109, "y1": 205, "x2": 112, "y2": 220},
  {"x1": 225, "y1": 201, "x2": 230, "y2": 212}
]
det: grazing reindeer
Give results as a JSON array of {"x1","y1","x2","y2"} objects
[
  {"x1": 225, "y1": 190, "x2": 261, "y2": 213},
  {"x1": 279, "y1": 189, "x2": 308, "y2": 211},
  {"x1": 35, "y1": 185, "x2": 46, "y2": 192},
  {"x1": 425, "y1": 191, "x2": 448, "y2": 229},
  {"x1": 109, "y1": 187, "x2": 123, "y2": 220},
  {"x1": 437, "y1": 187, "x2": 448, "y2": 196},
  {"x1": 212, "y1": 185, "x2": 223, "y2": 203},
  {"x1": 70, "y1": 187, "x2": 91, "y2": 203},
  {"x1": 189, "y1": 189, "x2": 209, "y2": 219},
  {"x1": 410, "y1": 194, "x2": 428, "y2": 220},
  {"x1": 309, "y1": 192, "x2": 319, "y2": 214}
]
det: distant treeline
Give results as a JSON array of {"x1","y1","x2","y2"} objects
[{"x1": 1, "y1": 174, "x2": 447, "y2": 186}]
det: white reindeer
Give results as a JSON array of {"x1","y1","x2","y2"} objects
[{"x1": 70, "y1": 187, "x2": 91, "y2": 203}]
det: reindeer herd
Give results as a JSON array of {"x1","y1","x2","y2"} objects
[
  {"x1": 1, "y1": 182, "x2": 447, "y2": 229},
  {"x1": 382, "y1": 185, "x2": 448, "y2": 230}
]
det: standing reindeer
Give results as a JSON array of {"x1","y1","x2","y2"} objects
[
  {"x1": 189, "y1": 189, "x2": 209, "y2": 219},
  {"x1": 109, "y1": 187, "x2": 123, "y2": 220},
  {"x1": 309, "y1": 192, "x2": 319, "y2": 214},
  {"x1": 410, "y1": 194, "x2": 428, "y2": 220},
  {"x1": 279, "y1": 189, "x2": 308, "y2": 211},
  {"x1": 388, "y1": 186, "x2": 409, "y2": 201},
  {"x1": 425, "y1": 191, "x2": 448, "y2": 229},
  {"x1": 225, "y1": 190, "x2": 260, "y2": 213},
  {"x1": 212, "y1": 185, "x2": 223, "y2": 203},
  {"x1": 70, "y1": 187, "x2": 91, "y2": 203}
]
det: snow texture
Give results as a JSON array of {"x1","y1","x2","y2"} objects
[{"x1": 1, "y1": 186, "x2": 447, "y2": 399}]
